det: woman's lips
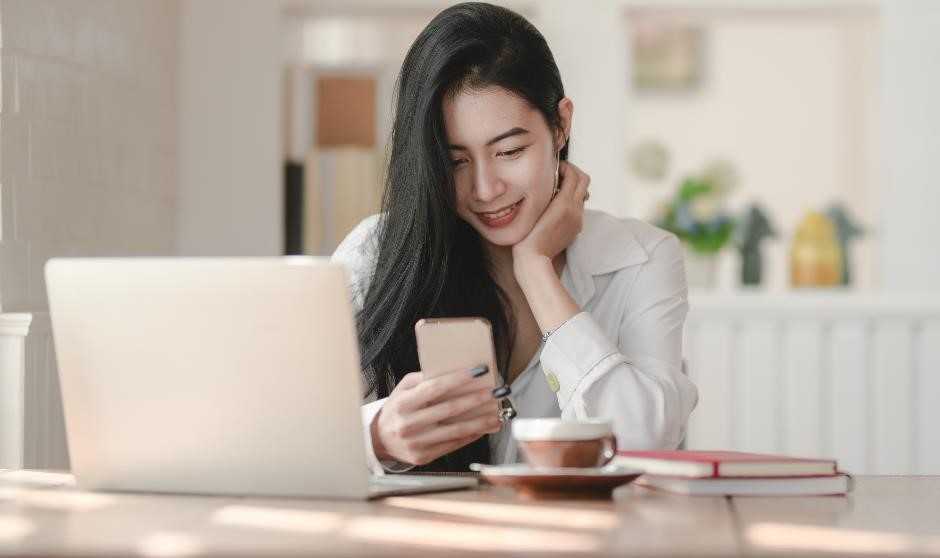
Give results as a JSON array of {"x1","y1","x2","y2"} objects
[{"x1": 476, "y1": 199, "x2": 523, "y2": 228}]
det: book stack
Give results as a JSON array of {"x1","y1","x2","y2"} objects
[{"x1": 613, "y1": 450, "x2": 852, "y2": 496}]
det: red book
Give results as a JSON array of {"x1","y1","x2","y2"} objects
[{"x1": 612, "y1": 450, "x2": 838, "y2": 478}]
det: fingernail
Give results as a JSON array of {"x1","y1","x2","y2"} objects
[
  {"x1": 468, "y1": 365, "x2": 488, "y2": 378},
  {"x1": 491, "y1": 385, "x2": 511, "y2": 398}
]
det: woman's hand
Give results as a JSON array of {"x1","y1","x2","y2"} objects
[
  {"x1": 510, "y1": 160, "x2": 588, "y2": 334},
  {"x1": 512, "y1": 160, "x2": 591, "y2": 266},
  {"x1": 371, "y1": 366, "x2": 508, "y2": 466}
]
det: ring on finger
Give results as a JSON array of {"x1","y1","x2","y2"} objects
[{"x1": 498, "y1": 407, "x2": 516, "y2": 423}]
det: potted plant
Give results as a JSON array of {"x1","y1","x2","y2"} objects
[{"x1": 654, "y1": 161, "x2": 736, "y2": 288}]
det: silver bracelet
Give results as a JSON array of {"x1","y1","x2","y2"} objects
[{"x1": 541, "y1": 316, "x2": 572, "y2": 343}]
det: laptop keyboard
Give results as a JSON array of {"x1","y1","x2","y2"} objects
[
  {"x1": 368, "y1": 474, "x2": 478, "y2": 495},
  {"x1": 371, "y1": 474, "x2": 449, "y2": 487}
]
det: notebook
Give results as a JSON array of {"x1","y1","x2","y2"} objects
[
  {"x1": 636, "y1": 473, "x2": 852, "y2": 496},
  {"x1": 612, "y1": 450, "x2": 838, "y2": 478}
]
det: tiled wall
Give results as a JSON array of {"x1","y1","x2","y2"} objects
[{"x1": 0, "y1": 0, "x2": 180, "y2": 312}]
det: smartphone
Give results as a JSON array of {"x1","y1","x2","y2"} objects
[{"x1": 415, "y1": 317, "x2": 500, "y2": 421}]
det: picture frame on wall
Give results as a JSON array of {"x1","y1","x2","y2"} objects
[{"x1": 631, "y1": 18, "x2": 705, "y2": 92}]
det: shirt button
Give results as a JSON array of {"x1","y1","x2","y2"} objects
[{"x1": 545, "y1": 372, "x2": 560, "y2": 393}]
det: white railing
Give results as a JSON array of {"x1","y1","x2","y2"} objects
[
  {"x1": 684, "y1": 291, "x2": 940, "y2": 475},
  {"x1": 0, "y1": 313, "x2": 31, "y2": 468},
  {"x1": 0, "y1": 312, "x2": 68, "y2": 470}
]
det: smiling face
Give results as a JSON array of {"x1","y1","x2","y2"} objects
[{"x1": 443, "y1": 86, "x2": 565, "y2": 248}]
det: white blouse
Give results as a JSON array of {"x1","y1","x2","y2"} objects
[{"x1": 331, "y1": 209, "x2": 698, "y2": 474}]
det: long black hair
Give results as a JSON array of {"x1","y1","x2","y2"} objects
[{"x1": 355, "y1": 2, "x2": 568, "y2": 472}]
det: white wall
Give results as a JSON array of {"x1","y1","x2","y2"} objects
[
  {"x1": 0, "y1": 0, "x2": 181, "y2": 469},
  {"x1": 178, "y1": 0, "x2": 282, "y2": 256},
  {"x1": 0, "y1": 0, "x2": 180, "y2": 312},
  {"x1": 536, "y1": 0, "x2": 630, "y2": 217},
  {"x1": 878, "y1": 0, "x2": 940, "y2": 292}
]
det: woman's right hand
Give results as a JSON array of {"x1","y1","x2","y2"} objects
[{"x1": 371, "y1": 365, "x2": 508, "y2": 466}]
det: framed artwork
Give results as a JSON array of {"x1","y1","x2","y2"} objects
[{"x1": 631, "y1": 18, "x2": 705, "y2": 92}]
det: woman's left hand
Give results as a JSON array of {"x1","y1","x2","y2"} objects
[{"x1": 512, "y1": 160, "x2": 591, "y2": 264}]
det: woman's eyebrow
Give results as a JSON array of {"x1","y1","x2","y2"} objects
[
  {"x1": 447, "y1": 127, "x2": 530, "y2": 150},
  {"x1": 486, "y1": 127, "x2": 529, "y2": 145}
]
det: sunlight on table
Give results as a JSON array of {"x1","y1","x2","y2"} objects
[
  {"x1": 210, "y1": 503, "x2": 600, "y2": 552},
  {"x1": 341, "y1": 516, "x2": 600, "y2": 553},
  {"x1": 384, "y1": 496, "x2": 619, "y2": 530},
  {"x1": 747, "y1": 522, "x2": 940, "y2": 555},
  {"x1": 136, "y1": 531, "x2": 205, "y2": 558},
  {"x1": 0, "y1": 488, "x2": 115, "y2": 511},
  {"x1": 0, "y1": 470, "x2": 75, "y2": 486},
  {"x1": 0, "y1": 515, "x2": 35, "y2": 541},
  {"x1": 212, "y1": 505, "x2": 345, "y2": 534}
]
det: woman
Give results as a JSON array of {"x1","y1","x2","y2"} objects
[{"x1": 332, "y1": 2, "x2": 697, "y2": 473}]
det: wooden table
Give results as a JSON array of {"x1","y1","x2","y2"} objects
[{"x1": 0, "y1": 471, "x2": 937, "y2": 557}]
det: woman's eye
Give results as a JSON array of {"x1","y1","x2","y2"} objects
[
  {"x1": 498, "y1": 147, "x2": 525, "y2": 158},
  {"x1": 451, "y1": 158, "x2": 468, "y2": 169}
]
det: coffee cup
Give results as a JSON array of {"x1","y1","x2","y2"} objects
[{"x1": 512, "y1": 418, "x2": 617, "y2": 469}]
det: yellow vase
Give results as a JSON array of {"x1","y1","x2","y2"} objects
[{"x1": 791, "y1": 211, "x2": 843, "y2": 287}]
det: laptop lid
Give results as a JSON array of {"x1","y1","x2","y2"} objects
[{"x1": 45, "y1": 257, "x2": 373, "y2": 499}]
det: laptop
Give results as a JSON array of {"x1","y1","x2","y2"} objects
[{"x1": 45, "y1": 257, "x2": 477, "y2": 499}]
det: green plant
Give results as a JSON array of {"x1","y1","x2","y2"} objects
[{"x1": 654, "y1": 161, "x2": 736, "y2": 254}]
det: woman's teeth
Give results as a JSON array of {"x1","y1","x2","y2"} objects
[{"x1": 483, "y1": 201, "x2": 520, "y2": 219}]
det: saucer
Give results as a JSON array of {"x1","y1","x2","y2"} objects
[{"x1": 475, "y1": 464, "x2": 643, "y2": 500}]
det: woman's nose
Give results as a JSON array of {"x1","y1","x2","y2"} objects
[{"x1": 473, "y1": 162, "x2": 506, "y2": 202}]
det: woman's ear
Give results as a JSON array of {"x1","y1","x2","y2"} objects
[{"x1": 556, "y1": 97, "x2": 574, "y2": 151}]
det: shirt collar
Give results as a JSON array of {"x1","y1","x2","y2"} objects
[{"x1": 562, "y1": 210, "x2": 650, "y2": 306}]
